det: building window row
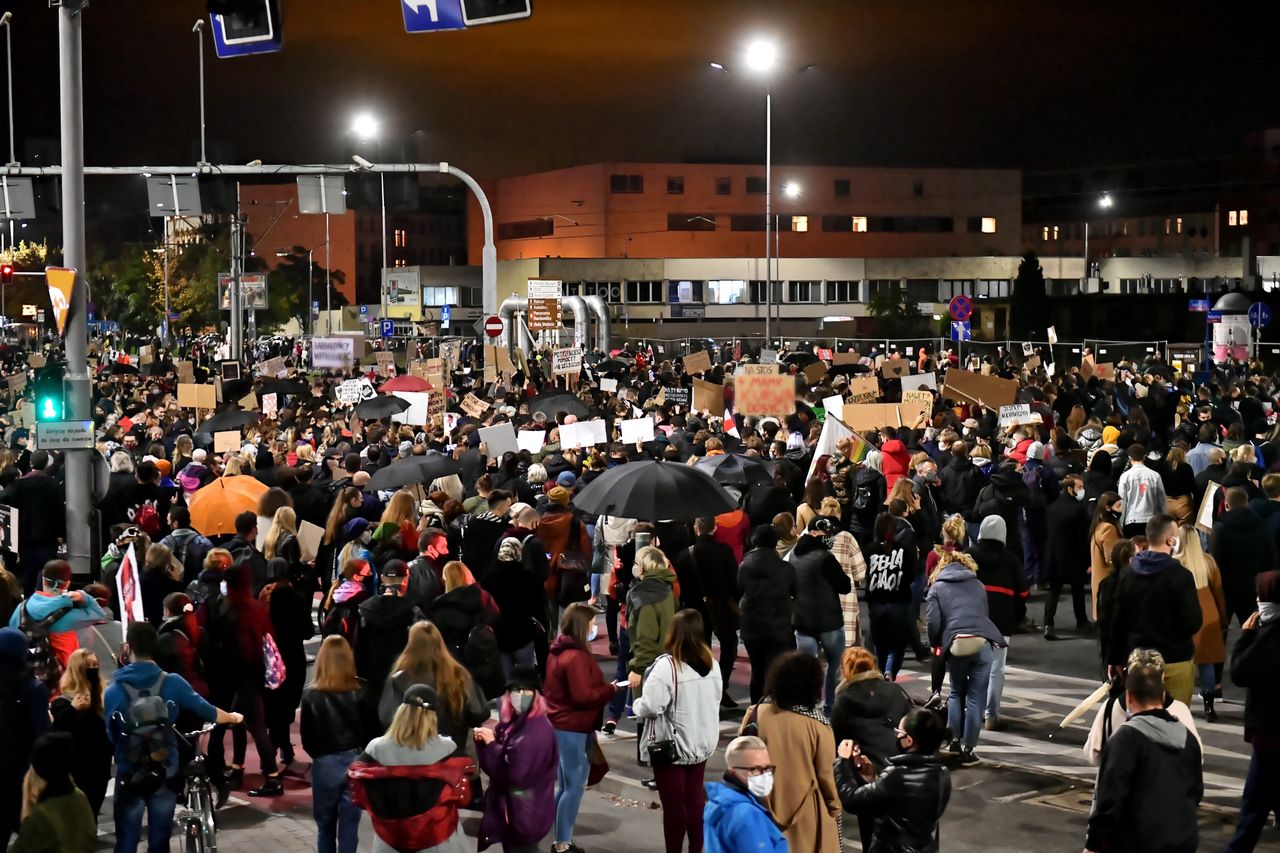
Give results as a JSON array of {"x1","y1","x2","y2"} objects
[
  {"x1": 497, "y1": 218, "x2": 555, "y2": 240},
  {"x1": 1228, "y1": 209, "x2": 1249, "y2": 226}
]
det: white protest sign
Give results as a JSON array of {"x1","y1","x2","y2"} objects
[
  {"x1": 900, "y1": 372, "x2": 938, "y2": 392},
  {"x1": 822, "y1": 395, "x2": 845, "y2": 415},
  {"x1": 312, "y1": 337, "x2": 355, "y2": 369},
  {"x1": 516, "y1": 429, "x2": 546, "y2": 453},
  {"x1": 998, "y1": 403, "x2": 1031, "y2": 427},
  {"x1": 336, "y1": 380, "x2": 364, "y2": 405},
  {"x1": 560, "y1": 419, "x2": 608, "y2": 449},
  {"x1": 600, "y1": 377, "x2": 618, "y2": 393},
  {"x1": 1047, "y1": 326, "x2": 1058, "y2": 346},
  {"x1": 478, "y1": 422, "x2": 519, "y2": 458},
  {"x1": 552, "y1": 347, "x2": 584, "y2": 376},
  {"x1": 391, "y1": 391, "x2": 431, "y2": 426},
  {"x1": 262, "y1": 393, "x2": 278, "y2": 419},
  {"x1": 620, "y1": 416, "x2": 656, "y2": 444}
]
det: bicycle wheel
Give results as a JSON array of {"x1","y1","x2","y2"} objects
[
  {"x1": 191, "y1": 783, "x2": 219, "y2": 853},
  {"x1": 183, "y1": 818, "x2": 205, "y2": 853}
]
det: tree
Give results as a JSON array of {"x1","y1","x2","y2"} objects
[
  {"x1": 265, "y1": 246, "x2": 347, "y2": 332},
  {"x1": 866, "y1": 285, "x2": 924, "y2": 338},
  {"x1": 1010, "y1": 251, "x2": 1047, "y2": 339}
]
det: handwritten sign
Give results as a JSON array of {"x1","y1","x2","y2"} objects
[
  {"x1": 552, "y1": 347, "x2": 583, "y2": 376},
  {"x1": 998, "y1": 404, "x2": 1031, "y2": 427},
  {"x1": 901, "y1": 389, "x2": 933, "y2": 408},
  {"x1": 880, "y1": 359, "x2": 909, "y2": 380},
  {"x1": 847, "y1": 375, "x2": 880, "y2": 404},
  {"x1": 735, "y1": 374, "x2": 796, "y2": 417},
  {"x1": 461, "y1": 393, "x2": 490, "y2": 419},
  {"x1": 375, "y1": 351, "x2": 396, "y2": 376},
  {"x1": 683, "y1": 350, "x2": 713, "y2": 375},
  {"x1": 214, "y1": 430, "x2": 241, "y2": 454},
  {"x1": 262, "y1": 392, "x2": 278, "y2": 419},
  {"x1": 313, "y1": 337, "x2": 355, "y2": 369},
  {"x1": 660, "y1": 387, "x2": 690, "y2": 407},
  {"x1": 900, "y1": 372, "x2": 936, "y2": 392},
  {"x1": 738, "y1": 364, "x2": 776, "y2": 376}
]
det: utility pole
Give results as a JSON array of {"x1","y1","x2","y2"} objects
[
  {"x1": 58, "y1": 0, "x2": 91, "y2": 576},
  {"x1": 229, "y1": 183, "x2": 244, "y2": 362}
]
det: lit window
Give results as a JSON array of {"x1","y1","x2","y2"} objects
[
  {"x1": 1042, "y1": 226, "x2": 1049, "y2": 241},
  {"x1": 981, "y1": 217, "x2": 997, "y2": 234},
  {"x1": 791, "y1": 215, "x2": 808, "y2": 233},
  {"x1": 851, "y1": 217, "x2": 868, "y2": 233},
  {"x1": 1165, "y1": 218, "x2": 1172, "y2": 235},
  {"x1": 1240, "y1": 209, "x2": 1249, "y2": 225},
  {"x1": 1176, "y1": 217, "x2": 1183, "y2": 234},
  {"x1": 1228, "y1": 210, "x2": 1238, "y2": 226},
  {"x1": 1121, "y1": 221, "x2": 1128, "y2": 236},
  {"x1": 1051, "y1": 225, "x2": 1059, "y2": 240}
]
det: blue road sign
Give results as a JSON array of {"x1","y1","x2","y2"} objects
[
  {"x1": 359, "y1": 305, "x2": 369, "y2": 315},
  {"x1": 950, "y1": 321, "x2": 971, "y2": 342},
  {"x1": 210, "y1": 0, "x2": 284, "y2": 59},
  {"x1": 1188, "y1": 299, "x2": 1211, "y2": 313},
  {"x1": 380, "y1": 319, "x2": 395, "y2": 338},
  {"x1": 1207, "y1": 311, "x2": 1223, "y2": 323},
  {"x1": 101, "y1": 321, "x2": 120, "y2": 332},
  {"x1": 402, "y1": 0, "x2": 467, "y2": 32},
  {"x1": 441, "y1": 304, "x2": 451, "y2": 329},
  {"x1": 1249, "y1": 302, "x2": 1272, "y2": 328}
]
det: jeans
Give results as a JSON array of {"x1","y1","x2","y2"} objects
[
  {"x1": 795, "y1": 628, "x2": 845, "y2": 714},
  {"x1": 553, "y1": 729, "x2": 590, "y2": 845},
  {"x1": 743, "y1": 635, "x2": 794, "y2": 705},
  {"x1": 946, "y1": 642, "x2": 994, "y2": 750},
  {"x1": 1227, "y1": 744, "x2": 1280, "y2": 852},
  {"x1": 113, "y1": 782, "x2": 178, "y2": 853},
  {"x1": 1197, "y1": 663, "x2": 1216, "y2": 698},
  {"x1": 607, "y1": 629, "x2": 631, "y2": 721},
  {"x1": 312, "y1": 750, "x2": 361, "y2": 853},
  {"x1": 653, "y1": 762, "x2": 707, "y2": 853},
  {"x1": 985, "y1": 637, "x2": 1010, "y2": 722},
  {"x1": 868, "y1": 602, "x2": 912, "y2": 677}
]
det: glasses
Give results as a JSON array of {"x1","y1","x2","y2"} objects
[
  {"x1": 730, "y1": 764, "x2": 775, "y2": 777},
  {"x1": 894, "y1": 728, "x2": 909, "y2": 739}
]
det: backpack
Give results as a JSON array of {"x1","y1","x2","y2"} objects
[
  {"x1": 169, "y1": 530, "x2": 211, "y2": 582},
  {"x1": 133, "y1": 502, "x2": 162, "y2": 538},
  {"x1": 852, "y1": 484, "x2": 872, "y2": 511},
  {"x1": 321, "y1": 598, "x2": 361, "y2": 647},
  {"x1": 19, "y1": 602, "x2": 67, "y2": 691},
  {"x1": 553, "y1": 519, "x2": 591, "y2": 608},
  {"x1": 118, "y1": 672, "x2": 173, "y2": 796}
]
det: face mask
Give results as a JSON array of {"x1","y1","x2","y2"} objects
[
  {"x1": 219, "y1": 580, "x2": 228, "y2": 596},
  {"x1": 1104, "y1": 509, "x2": 1121, "y2": 523},
  {"x1": 1258, "y1": 600, "x2": 1278, "y2": 624},
  {"x1": 360, "y1": 531, "x2": 372, "y2": 545},
  {"x1": 86, "y1": 667, "x2": 100, "y2": 684},
  {"x1": 1074, "y1": 489, "x2": 1086, "y2": 502},
  {"x1": 1170, "y1": 537, "x2": 1180, "y2": 553},
  {"x1": 745, "y1": 771, "x2": 774, "y2": 799},
  {"x1": 509, "y1": 692, "x2": 534, "y2": 714}
]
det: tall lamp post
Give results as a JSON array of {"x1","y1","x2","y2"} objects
[
  {"x1": 351, "y1": 113, "x2": 387, "y2": 319},
  {"x1": 1084, "y1": 193, "x2": 1113, "y2": 283}
]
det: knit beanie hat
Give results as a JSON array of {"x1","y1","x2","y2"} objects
[
  {"x1": 548, "y1": 486, "x2": 571, "y2": 506},
  {"x1": 978, "y1": 515, "x2": 1007, "y2": 545}
]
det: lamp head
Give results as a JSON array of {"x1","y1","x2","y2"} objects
[
  {"x1": 744, "y1": 39, "x2": 777, "y2": 73},
  {"x1": 351, "y1": 113, "x2": 379, "y2": 141}
]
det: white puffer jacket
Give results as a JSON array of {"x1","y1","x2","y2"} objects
[{"x1": 633, "y1": 653, "x2": 723, "y2": 765}]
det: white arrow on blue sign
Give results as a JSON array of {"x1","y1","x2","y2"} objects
[
  {"x1": 402, "y1": 0, "x2": 467, "y2": 32},
  {"x1": 1249, "y1": 302, "x2": 1272, "y2": 329},
  {"x1": 950, "y1": 321, "x2": 971, "y2": 342}
]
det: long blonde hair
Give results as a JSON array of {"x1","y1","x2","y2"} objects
[
  {"x1": 385, "y1": 702, "x2": 439, "y2": 750},
  {"x1": 380, "y1": 491, "x2": 417, "y2": 527},
  {"x1": 263, "y1": 506, "x2": 298, "y2": 560},
  {"x1": 1174, "y1": 523, "x2": 1212, "y2": 589},
  {"x1": 390, "y1": 622, "x2": 472, "y2": 716},
  {"x1": 312, "y1": 635, "x2": 359, "y2": 692},
  {"x1": 58, "y1": 648, "x2": 103, "y2": 714}
]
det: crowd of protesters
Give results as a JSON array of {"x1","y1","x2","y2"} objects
[{"x1": 0, "y1": 331, "x2": 1275, "y2": 853}]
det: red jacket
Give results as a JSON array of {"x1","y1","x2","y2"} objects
[
  {"x1": 544, "y1": 635, "x2": 615, "y2": 732},
  {"x1": 881, "y1": 439, "x2": 911, "y2": 492},
  {"x1": 713, "y1": 509, "x2": 750, "y2": 564}
]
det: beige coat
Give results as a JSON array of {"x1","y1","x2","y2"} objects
[
  {"x1": 754, "y1": 704, "x2": 841, "y2": 853},
  {"x1": 1192, "y1": 557, "x2": 1229, "y2": 665},
  {"x1": 1090, "y1": 520, "x2": 1121, "y2": 614}
]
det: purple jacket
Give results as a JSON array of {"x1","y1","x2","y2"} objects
[{"x1": 477, "y1": 705, "x2": 559, "y2": 849}]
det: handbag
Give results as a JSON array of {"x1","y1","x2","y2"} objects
[
  {"x1": 645, "y1": 656, "x2": 680, "y2": 767},
  {"x1": 586, "y1": 732, "x2": 609, "y2": 786},
  {"x1": 263, "y1": 633, "x2": 287, "y2": 690}
]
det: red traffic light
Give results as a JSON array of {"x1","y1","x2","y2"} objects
[{"x1": 0, "y1": 265, "x2": 12, "y2": 284}]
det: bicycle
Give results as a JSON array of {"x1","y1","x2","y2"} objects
[{"x1": 176, "y1": 723, "x2": 219, "y2": 853}]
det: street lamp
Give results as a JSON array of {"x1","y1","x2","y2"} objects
[
  {"x1": 1083, "y1": 193, "x2": 1114, "y2": 281},
  {"x1": 351, "y1": 113, "x2": 388, "y2": 321}
]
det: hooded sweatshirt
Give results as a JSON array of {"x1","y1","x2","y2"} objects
[
  {"x1": 9, "y1": 591, "x2": 110, "y2": 668},
  {"x1": 104, "y1": 660, "x2": 217, "y2": 777},
  {"x1": 1086, "y1": 708, "x2": 1202, "y2": 853},
  {"x1": 1105, "y1": 550, "x2": 1202, "y2": 667},
  {"x1": 626, "y1": 561, "x2": 678, "y2": 684}
]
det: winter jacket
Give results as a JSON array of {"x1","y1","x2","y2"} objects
[
  {"x1": 544, "y1": 635, "x2": 615, "y2": 733},
  {"x1": 200, "y1": 592, "x2": 272, "y2": 693},
  {"x1": 358, "y1": 735, "x2": 471, "y2": 853},
  {"x1": 477, "y1": 706, "x2": 558, "y2": 850},
  {"x1": 830, "y1": 671, "x2": 914, "y2": 772},
  {"x1": 736, "y1": 545, "x2": 797, "y2": 646},
  {"x1": 300, "y1": 683, "x2": 372, "y2": 757},
  {"x1": 156, "y1": 614, "x2": 207, "y2": 697},
  {"x1": 1117, "y1": 464, "x2": 1166, "y2": 528},
  {"x1": 1229, "y1": 618, "x2": 1280, "y2": 746},
  {"x1": 1085, "y1": 709, "x2": 1202, "y2": 853},
  {"x1": 703, "y1": 777, "x2": 789, "y2": 853},
  {"x1": 969, "y1": 470, "x2": 1029, "y2": 561},
  {"x1": 626, "y1": 562, "x2": 678, "y2": 684},
  {"x1": 9, "y1": 591, "x2": 110, "y2": 669},
  {"x1": 104, "y1": 660, "x2": 218, "y2": 777},
  {"x1": 6, "y1": 788, "x2": 96, "y2": 853},
  {"x1": 8, "y1": 470, "x2": 64, "y2": 547},
  {"x1": 713, "y1": 508, "x2": 751, "y2": 564},
  {"x1": 356, "y1": 594, "x2": 417, "y2": 699},
  {"x1": 970, "y1": 539, "x2": 1027, "y2": 636},
  {"x1": 1044, "y1": 493, "x2": 1091, "y2": 585},
  {"x1": 790, "y1": 534, "x2": 852, "y2": 636},
  {"x1": 1210, "y1": 506, "x2": 1279, "y2": 607},
  {"x1": 925, "y1": 559, "x2": 1004, "y2": 650},
  {"x1": 406, "y1": 554, "x2": 445, "y2": 613},
  {"x1": 864, "y1": 538, "x2": 918, "y2": 606},
  {"x1": 426, "y1": 584, "x2": 503, "y2": 699},
  {"x1": 537, "y1": 506, "x2": 591, "y2": 597},
  {"x1": 1104, "y1": 550, "x2": 1202, "y2": 667},
  {"x1": 633, "y1": 654, "x2": 723, "y2": 765},
  {"x1": 378, "y1": 670, "x2": 489, "y2": 758},
  {"x1": 835, "y1": 752, "x2": 951, "y2": 853},
  {"x1": 881, "y1": 439, "x2": 911, "y2": 492},
  {"x1": 937, "y1": 455, "x2": 985, "y2": 516},
  {"x1": 848, "y1": 467, "x2": 888, "y2": 545}
]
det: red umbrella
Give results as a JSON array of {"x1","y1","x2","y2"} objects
[{"x1": 380, "y1": 375, "x2": 433, "y2": 393}]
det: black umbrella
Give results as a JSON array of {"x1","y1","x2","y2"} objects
[
  {"x1": 259, "y1": 378, "x2": 309, "y2": 397},
  {"x1": 354, "y1": 395, "x2": 411, "y2": 420},
  {"x1": 145, "y1": 361, "x2": 174, "y2": 377},
  {"x1": 529, "y1": 391, "x2": 590, "y2": 420},
  {"x1": 571, "y1": 460, "x2": 735, "y2": 521},
  {"x1": 692, "y1": 453, "x2": 773, "y2": 489},
  {"x1": 367, "y1": 455, "x2": 462, "y2": 492},
  {"x1": 110, "y1": 363, "x2": 140, "y2": 376},
  {"x1": 594, "y1": 358, "x2": 632, "y2": 375},
  {"x1": 220, "y1": 377, "x2": 254, "y2": 403},
  {"x1": 781, "y1": 351, "x2": 820, "y2": 368},
  {"x1": 197, "y1": 408, "x2": 260, "y2": 435},
  {"x1": 827, "y1": 362, "x2": 870, "y2": 376}
]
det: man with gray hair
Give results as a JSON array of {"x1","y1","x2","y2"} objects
[{"x1": 703, "y1": 736, "x2": 786, "y2": 853}]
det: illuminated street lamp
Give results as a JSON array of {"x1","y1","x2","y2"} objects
[{"x1": 351, "y1": 113, "x2": 388, "y2": 317}]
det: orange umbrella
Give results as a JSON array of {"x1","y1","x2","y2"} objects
[{"x1": 188, "y1": 476, "x2": 269, "y2": 537}]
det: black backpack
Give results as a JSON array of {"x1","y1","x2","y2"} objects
[
  {"x1": 169, "y1": 530, "x2": 211, "y2": 582},
  {"x1": 19, "y1": 602, "x2": 68, "y2": 691},
  {"x1": 320, "y1": 598, "x2": 360, "y2": 647},
  {"x1": 116, "y1": 671, "x2": 174, "y2": 796},
  {"x1": 553, "y1": 518, "x2": 592, "y2": 608}
]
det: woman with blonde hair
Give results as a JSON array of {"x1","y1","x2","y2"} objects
[
  {"x1": 1161, "y1": 446, "x2": 1196, "y2": 524},
  {"x1": 354, "y1": 683, "x2": 472, "y2": 853},
  {"x1": 378, "y1": 621, "x2": 487, "y2": 757},
  {"x1": 11, "y1": 733, "x2": 96, "y2": 853},
  {"x1": 818, "y1": 497, "x2": 868, "y2": 648},
  {"x1": 49, "y1": 650, "x2": 111, "y2": 818},
  {"x1": 426, "y1": 561, "x2": 503, "y2": 699},
  {"x1": 301, "y1": 636, "x2": 369, "y2": 853},
  {"x1": 1173, "y1": 524, "x2": 1229, "y2": 721},
  {"x1": 263, "y1": 505, "x2": 300, "y2": 562}
]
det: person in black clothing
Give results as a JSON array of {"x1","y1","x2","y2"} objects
[
  {"x1": 355, "y1": 559, "x2": 417, "y2": 709},
  {"x1": 969, "y1": 463, "x2": 1030, "y2": 565},
  {"x1": 791, "y1": 515, "x2": 853, "y2": 715},
  {"x1": 286, "y1": 464, "x2": 329, "y2": 529},
  {"x1": 743, "y1": 470, "x2": 797, "y2": 531},
  {"x1": 49, "y1": 648, "x2": 113, "y2": 819},
  {"x1": 0, "y1": 626, "x2": 50, "y2": 849},
  {"x1": 1211, "y1": 486, "x2": 1279, "y2": 629},
  {"x1": 1043, "y1": 474, "x2": 1094, "y2": 639},
  {"x1": 488, "y1": 533, "x2": 548, "y2": 677},
  {"x1": 834, "y1": 706, "x2": 951, "y2": 853},
  {"x1": 6, "y1": 449, "x2": 64, "y2": 595},
  {"x1": 140, "y1": 543, "x2": 186, "y2": 626},
  {"x1": 1085, "y1": 650, "x2": 1202, "y2": 853},
  {"x1": 675, "y1": 516, "x2": 740, "y2": 707},
  {"x1": 261, "y1": 557, "x2": 314, "y2": 770},
  {"x1": 1193, "y1": 447, "x2": 1228, "y2": 508},
  {"x1": 863, "y1": 513, "x2": 919, "y2": 680},
  {"x1": 225, "y1": 511, "x2": 269, "y2": 596},
  {"x1": 460, "y1": 489, "x2": 513, "y2": 580},
  {"x1": 970, "y1": 515, "x2": 1025, "y2": 729},
  {"x1": 121, "y1": 459, "x2": 173, "y2": 539},
  {"x1": 735, "y1": 526, "x2": 796, "y2": 705},
  {"x1": 937, "y1": 442, "x2": 985, "y2": 517},
  {"x1": 406, "y1": 527, "x2": 450, "y2": 613}
]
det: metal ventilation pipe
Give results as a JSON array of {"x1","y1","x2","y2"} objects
[
  {"x1": 562, "y1": 295, "x2": 590, "y2": 349},
  {"x1": 581, "y1": 294, "x2": 612, "y2": 353},
  {"x1": 498, "y1": 297, "x2": 532, "y2": 355}
]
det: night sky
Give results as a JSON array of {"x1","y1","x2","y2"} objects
[{"x1": 4, "y1": 1, "x2": 1276, "y2": 181}]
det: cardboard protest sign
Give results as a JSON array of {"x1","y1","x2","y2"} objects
[
  {"x1": 1094, "y1": 362, "x2": 1115, "y2": 381},
  {"x1": 335, "y1": 331, "x2": 366, "y2": 358},
  {"x1": 258, "y1": 356, "x2": 286, "y2": 377},
  {"x1": 683, "y1": 350, "x2": 713, "y2": 375},
  {"x1": 478, "y1": 422, "x2": 518, "y2": 457},
  {"x1": 7, "y1": 373, "x2": 25, "y2": 394},
  {"x1": 262, "y1": 393, "x2": 278, "y2": 419},
  {"x1": 998, "y1": 404, "x2": 1031, "y2": 427},
  {"x1": 880, "y1": 359, "x2": 910, "y2": 380},
  {"x1": 220, "y1": 361, "x2": 241, "y2": 381},
  {"x1": 461, "y1": 393, "x2": 490, "y2": 419},
  {"x1": 297, "y1": 521, "x2": 323, "y2": 563},
  {"x1": 375, "y1": 351, "x2": 396, "y2": 376},
  {"x1": 898, "y1": 399, "x2": 931, "y2": 427},
  {"x1": 847, "y1": 375, "x2": 880, "y2": 404},
  {"x1": 832, "y1": 351, "x2": 861, "y2": 366},
  {"x1": 495, "y1": 346, "x2": 516, "y2": 375},
  {"x1": 901, "y1": 389, "x2": 934, "y2": 408},
  {"x1": 803, "y1": 362, "x2": 828, "y2": 385},
  {"x1": 735, "y1": 374, "x2": 796, "y2": 417},
  {"x1": 620, "y1": 416, "x2": 656, "y2": 444},
  {"x1": 738, "y1": 364, "x2": 777, "y2": 376},
  {"x1": 1021, "y1": 342, "x2": 1034, "y2": 356},
  {"x1": 843, "y1": 403, "x2": 901, "y2": 433},
  {"x1": 939, "y1": 369, "x2": 1019, "y2": 409},
  {"x1": 214, "y1": 430, "x2": 241, "y2": 454},
  {"x1": 692, "y1": 379, "x2": 724, "y2": 414},
  {"x1": 238, "y1": 392, "x2": 258, "y2": 411},
  {"x1": 1024, "y1": 355, "x2": 1042, "y2": 371},
  {"x1": 175, "y1": 360, "x2": 194, "y2": 383},
  {"x1": 177, "y1": 383, "x2": 217, "y2": 410},
  {"x1": 28, "y1": 353, "x2": 45, "y2": 369},
  {"x1": 900, "y1": 372, "x2": 937, "y2": 392},
  {"x1": 1080, "y1": 356, "x2": 1095, "y2": 381}
]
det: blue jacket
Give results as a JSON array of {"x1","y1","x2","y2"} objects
[
  {"x1": 8, "y1": 591, "x2": 110, "y2": 635},
  {"x1": 926, "y1": 561, "x2": 1005, "y2": 650},
  {"x1": 704, "y1": 779, "x2": 788, "y2": 853},
  {"x1": 104, "y1": 660, "x2": 218, "y2": 777}
]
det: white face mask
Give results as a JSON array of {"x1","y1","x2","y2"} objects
[
  {"x1": 509, "y1": 691, "x2": 534, "y2": 715},
  {"x1": 1170, "y1": 537, "x2": 1180, "y2": 554},
  {"x1": 219, "y1": 580, "x2": 228, "y2": 596},
  {"x1": 745, "y1": 771, "x2": 774, "y2": 799},
  {"x1": 1074, "y1": 488, "x2": 1086, "y2": 502},
  {"x1": 360, "y1": 530, "x2": 372, "y2": 545}
]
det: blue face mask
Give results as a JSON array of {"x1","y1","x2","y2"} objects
[{"x1": 508, "y1": 691, "x2": 534, "y2": 715}]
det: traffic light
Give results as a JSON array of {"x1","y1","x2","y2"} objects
[
  {"x1": 1, "y1": 265, "x2": 12, "y2": 285},
  {"x1": 33, "y1": 366, "x2": 64, "y2": 422}
]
